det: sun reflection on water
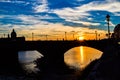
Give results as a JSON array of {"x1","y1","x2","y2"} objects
[
  {"x1": 80, "y1": 46, "x2": 84, "y2": 64},
  {"x1": 64, "y1": 46, "x2": 102, "y2": 70}
]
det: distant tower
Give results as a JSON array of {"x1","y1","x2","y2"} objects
[{"x1": 11, "y1": 29, "x2": 17, "y2": 39}]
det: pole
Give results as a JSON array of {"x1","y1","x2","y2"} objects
[
  {"x1": 106, "y1": 14, "x2": 110, "y2": 39},
  {"x1": 46, "y1": 35, "x2": 48, "y2": 40},
  {"x1": 32, "y1": 32, "x2": 34, "y2": 41},
  {"x1": 73, "y1": 33, "x2": 74, "y2": 40},
  {"x1": 65, "y1": 32, "x2": 67, "y2": 40},
  {"x1": 108, "y1": 21, "x2": 110, "y2": 38},
  {"x1": 95, "y1": 31, "x2": 97, "y2": 40}
]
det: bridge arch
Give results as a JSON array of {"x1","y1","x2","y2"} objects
[
  {"x1": 21, "y1": 40, "x2": 109, "y2": 56},
  {"x1": 59, "y1": 41, "x2": 104, "y2": 55},
  {"x1": 64, "y1": 45, "x2": 103, "y2": 55}
]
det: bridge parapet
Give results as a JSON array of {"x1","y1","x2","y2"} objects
[{"x1": 19, "y1": 39, "x2": 117, "y2": 54}]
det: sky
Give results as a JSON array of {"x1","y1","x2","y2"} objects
[{"x1": 0, "y1": 0, "x2": 120, "y2": 40}]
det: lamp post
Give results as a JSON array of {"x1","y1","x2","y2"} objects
[
  {"x1": 95, "y1": 31, "x2": 97, "y2": 40},
  {"x1": 65, "y1": 32, "x2": 67, "y2": 40},
  {"x1": 45, "y1": 35, "x2": 48, "y2": 40},
  {"x1": 106, "y1": 14, "x2": 110, "y2": 39},
  {"x1": 32, "y1": 32, "x2": 34, "y2": 41},
  {"x1": 71, "y1": 31, "x2": 75, "y2": 40}
]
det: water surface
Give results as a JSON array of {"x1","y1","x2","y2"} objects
[
  {"x1": 18, "y1": 50, "x2": 43, "y2": 73},
  {"x1": 64, "y1": 46, "x2": 103, "y2": 70}
]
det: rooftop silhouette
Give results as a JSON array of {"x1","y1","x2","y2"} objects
[{"x1": 0, "y1": 29, "x2": 25, "y2": 42}]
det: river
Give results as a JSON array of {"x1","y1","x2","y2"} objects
[
  {"x1": 64, "y1": 46, "x2": 102, "y2": 70},
  {"x1": 18, "y1": 46, "x2": 103, "y2": 80}
]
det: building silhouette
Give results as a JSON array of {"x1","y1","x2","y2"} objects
[
  {"x1": 113, "y1": 24, "x2": 120, "y2": 39},
  {"x1": 0, "y1": 29, "x2": 25, "y2": 42},
  {"x1": 11, "y1": 29, "x2": 17, "y2": 39}
]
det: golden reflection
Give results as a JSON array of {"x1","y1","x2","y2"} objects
[
  {"x1": 80, "y1": 46, "x2": 84, "y2": 64},
  {"x1": 64, "y1": 46, "x2": 103, "y2": 70}
]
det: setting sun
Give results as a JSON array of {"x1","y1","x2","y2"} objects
[{"x1": 79, "y1": 36, "x2": 84, "y2": 41}]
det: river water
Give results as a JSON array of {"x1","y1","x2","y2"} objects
[
  {"x1": 18, "y1": 46, "x2": 102, "y2": 74},
  {"x1": 18, "y1": 50, "x2": 44, "y2": 73},
  {"x1": 64, "y1": 46, "x2": 103, "y2": 70}
]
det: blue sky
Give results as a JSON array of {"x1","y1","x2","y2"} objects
[{"x1": 0, "y1": 0, "x2": 120, "y2": 40}]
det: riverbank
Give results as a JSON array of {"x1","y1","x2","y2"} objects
[{"x1": 86, "y1": 44, "x2": 120, "y2": 80}]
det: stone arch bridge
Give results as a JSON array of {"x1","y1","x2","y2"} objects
[
  {"x1": 0, "y1": 39, "x2": 117, "y2": 69},
  {"x1": 18, "y1": 39, "x2": 116, "y2": 66}
]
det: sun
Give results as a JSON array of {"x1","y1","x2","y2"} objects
[{"x1": 79, "y1": 36, "x2": 84, "y2": 41}]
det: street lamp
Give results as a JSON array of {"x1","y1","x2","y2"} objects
[
  {"x1": 65, "y1": 32, "x2": 67, "y2": 40},
  {"x1": 45, "y1": 35, "x2": 47, "y2": 40},
  {"x1": 95, "y1": 31, "x2": 97, "y2": 40},
  {"x1": 106, "y1": 14, "x2": 110, "y2": 39},
  {"x1": 71, "y1": 31, "x2": 75, "y2": 40},
  {"x1": 32, "y1": 32, "x2": 34, "y2": 41}
]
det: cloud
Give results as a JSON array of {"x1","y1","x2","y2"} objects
[
  {"x1": 109, "y1": 21, "x2": 115, "y2": 27},
  {"x1": 50, "y1": 0, "x2": 120, "y2": 29},
  {"x1": 12, "y1": 23, "x2": 106, "y2": 40},
  {"x1": 0, "y1": 20, "x2": 106, "y2": 40},
  {"x1": 17, "y1": 14, "x2": 62, "y2": 25},
  {"x1": 104, "y1": 20, "x2": 115, "y2": 27},
  {"x1": 0, "y1": 0, "x2": 25, "y2": 4},
  {"x1": 0, "y1": 0, "x2": 119, "y2": 40},
  {"x1": 52, "y1": 7, "x2": 101, "y2": 27},
  {"x1": 52, "y1": 7, "x2": 93, "y2": 27},
  {"x1": 0, "y1": 0, "x2": 11, "y2": 2},
  {"x1": 75, "y1": 0, "x2": 120, "y2": 14},
  {"x1": 17, "y1": 15, "x2": 40, "y2": 24},
  {"x1": 53, "y1": 7, "x2": 90, "y2": 20},
  {"x1": 77, "y1": 0, "x2": 84, "y2": 1},
  {"x1": 66, "y1": 19, "x2": 100, "y2": 26},
  {"x1": 0, "y1": 15, "x2": 4, "y2": 18},
  {"x1": 34, "y1": 0, "x2": 49, "y2": 13}
]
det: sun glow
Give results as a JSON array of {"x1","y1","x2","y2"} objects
[{"x1": 79, "y1": 36, "x2": 84, "y2": 41}]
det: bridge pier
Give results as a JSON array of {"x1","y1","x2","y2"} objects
[
  {"x1": 0, "y1": 41, "x2": 24, "y2": 74},
  {"x1": 38, "y1": 50, "x2": 65, "y2": 68}
]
